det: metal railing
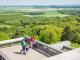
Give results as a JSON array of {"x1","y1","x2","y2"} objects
[{"x1": 35, "y1": 40, "x2": 62, "y2": 57}]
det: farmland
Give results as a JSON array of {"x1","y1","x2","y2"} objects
[{"x1": 0, "y1": 8, "x2": 69, "y2": 17}]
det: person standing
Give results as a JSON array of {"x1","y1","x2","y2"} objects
[
  {"x1": 30, "y1": 37, "x2": 37, "y2": 48},
  {"x1": 25, "y1": 42, "x2": 29, "y2": 52},
  {"x1": 24, "y1": 36, "x2": 30, "y2": 47},
  {"x1": 30, "y1": 37, "x2": 34, "y2": 48}
]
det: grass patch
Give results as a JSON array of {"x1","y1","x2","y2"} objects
[
  {"x1": 45, "y1": 10, "x2": 61, "y2": 14},
  {"x1": 71, "y1": 43, "x2": 80, "y2": 48}
]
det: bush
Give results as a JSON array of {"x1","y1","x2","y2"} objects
[{"x1": 0, "y1": 31, "x2": 10, "y2": 41}]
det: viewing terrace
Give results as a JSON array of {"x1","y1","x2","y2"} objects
[{"x1": 0, "y1": 37, "x2": 73, "y2": 60}]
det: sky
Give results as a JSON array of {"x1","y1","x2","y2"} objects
[{"x1": 0, "y1": 0, "x2": 80, "y2": 5}]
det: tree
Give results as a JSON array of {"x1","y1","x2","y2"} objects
[
  {"x1": 61, "y1": 26, "x2": 71, "y2": 41},
  {"x1": 61, "y1": 26, "x2": 78, "y2": 43},
  {"x1": 20, "y1": 20, "x2": 27, "y2": 27},
  {"x1": 39, "y1": 30, "x2": 53, "y2": 44},
  {"x1": 77, "y1": 37, "x2": 80, "y2": 44},
  {"x1": 0, "y1": 31, "x2": 10, "y2": 41},
  {"x1": 69, "y1": 31, "x2": 78, "y2": 43}
]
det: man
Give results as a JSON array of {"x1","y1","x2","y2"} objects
[
  {"x1": 24, "y1": 36, "x2": 30, "y2": 47},
  {"x1": 20, "y1": 40, "x2": 26, "y2": 55}
]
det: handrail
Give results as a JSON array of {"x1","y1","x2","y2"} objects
[
  {"x1": 36, "y1": 40, "x2": 62, "y2": 53},
  {"x1": 35, "y1": 40, "x2": 62, "y2": 56},
  {"x1": 0, "y1": 38, "x2": 24, "y2": 45}
]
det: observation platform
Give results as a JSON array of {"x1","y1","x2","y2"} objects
[
  {"x1": 0, "y1": 38, "x2": 62, "y2": 60},
  {"x1": 0, "y1": 45, "x2": 47, "y2": 60},
  {"x1": 0, "y1": 38, "x2": 73, "y2": 60}
]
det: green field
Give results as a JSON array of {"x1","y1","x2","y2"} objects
[
  {"x1": 45, "y1": 10, "x2": 61, "y2": 14},
  {"x1": 0, "y1": 10, "x2": 69, "y2": 17},
  {"x1": 44, "y1": 10, "x2": 69, "y2": 17},
  {"x1": 23, "y1": 10, "x2": 69, "y2": 17}
]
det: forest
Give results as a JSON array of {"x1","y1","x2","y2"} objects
[{"x1": 0, "y1": 9, "x2": 80, "y2": 48}]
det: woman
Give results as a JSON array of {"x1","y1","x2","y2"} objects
[{"x1": 30, "y1": 37, "x2": 37, "y2": 48}]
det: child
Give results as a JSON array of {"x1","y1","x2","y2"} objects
[{"x1": 25, "y1": 42, "x2": 29, "y2": 52}]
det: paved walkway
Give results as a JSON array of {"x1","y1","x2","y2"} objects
[{"x1": 0, "y1": 45, "x2": 47, "y2": 60}]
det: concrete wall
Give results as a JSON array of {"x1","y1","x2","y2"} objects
[{"x1": 50, "y1": 41, "x2": 71, "y2": 51}]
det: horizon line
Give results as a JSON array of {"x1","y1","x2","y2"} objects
[{"x1": 0, "y1": 5, "x2": 80, "y2": 6}]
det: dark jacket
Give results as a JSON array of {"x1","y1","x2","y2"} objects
[{"x1": 25, "y1": 37, "x2": 30, "y2": 45}]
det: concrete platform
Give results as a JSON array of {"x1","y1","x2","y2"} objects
[
  {"x1": 43, "y1": 48, "x2": 80, "y2": 60},
  {"x1": 0, "y1": 45, "x2": 47, "y2": 60}
]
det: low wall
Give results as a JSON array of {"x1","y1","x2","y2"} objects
[
  {"x1": 50, "y1": 41, "x2": 71, "y2": 51},
  {"x1": 0, "y1": 51, "x2": 10, "y2": 60}
]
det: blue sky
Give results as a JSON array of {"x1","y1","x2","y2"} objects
[{"x1": 0, "y1": 0, "x2": 80, "y2": 5}]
